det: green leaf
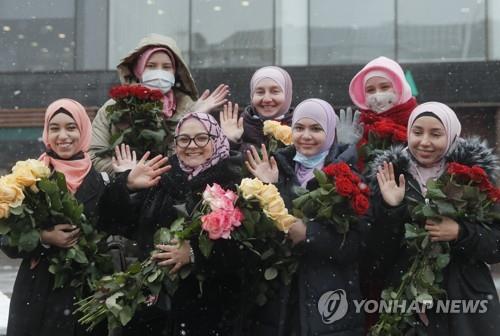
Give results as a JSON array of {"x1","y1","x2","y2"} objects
[
  {"x1": 9, "y1": 206, "x2": 24, "y2": 216},
  {"x1": 422, "y1": 205, "x2": 437, "y2": 218},
  {"x1": 415, "y1": 293, "x2": 433, "y2": 304},
  {"x1": 198, "y1": 234, "x2": 214, "y2": 258},
  {"x1": 119, "y1": 305, "x2": 133, "y2": 326},
  {"x1": 434, "y1": 200, "x2": 456, "y2": 217},
  {"x1": 436, "y1": 253, "x2": 450, "y2": 268},
  {"x1": 264, "y1": 267, "x2": 278, "y2": 280},
  {"x1": 18, "y1": 229, "x2": 40, "y2": 252},
  {"x1": 154, "y1": 228, "x2": 171, "y2": 245},
  {"x1": 0, "y1": 221, "x2": 10, "y2": 235},
  {"x1": 105, "y1": 292, "x2": 124, "y2": 315},
  {"x1": 313, "y1": 169, "x2": 328, "y2": 186},
  {"x1": 422, "y1": 266, "x2": 435, "y2": 284},
  {"x1": 147, "y1": 269, "x2": 162, "y2": 283},
  {"x1": 170, "y1": 217, "x2": 185, "y2": 232},
  {"x1": 404, "y1": 223, "x2": 418, "y2": 239}
]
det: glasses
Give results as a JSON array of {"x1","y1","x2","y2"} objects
[{"x1": 175, "y1": 133, "x2": 213, "y2": 148}]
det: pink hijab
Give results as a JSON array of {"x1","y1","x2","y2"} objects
[
  {"x1": 133, "y1": 47, "x2": 177, "y2": 118},
  {"x1": 407, "y1": 102, "x2": 462, "y2": 193},
  {"x1": 349, "y1": 56, "x2": 413, "y2": 110},
  {"x1": 175, "y1": 112, "x2": 230, "y2": 180},
  {"x1": 250, "y1": 66, "x2": 293, "y2": 118},
  {"x1": 39, "y1": 99, "x2": 93, "y2": 194}
]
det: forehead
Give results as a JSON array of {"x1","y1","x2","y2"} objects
[
  {"x1": 411, "y1": 116, "x2": 445, "y2": 130},
  {"x1": 147, "y1": 51, "x2": 172, "y2": 64},
  {"x1": 49, "y1": 112, "x2": 76, "y2": 125},
  {"x1": 178, "y1": 118, "x2": 206, "y2": 134},
  {"x1": 254, "y1": 78, "x2": 281, "y2": 90},
  {"x1": 294, "y1": 117, "x2": 322, "y2": 127},
  {"x1": 365, "y1": 76, "x2": 393, "y2": 87}
]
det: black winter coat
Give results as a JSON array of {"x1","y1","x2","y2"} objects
[
  {"x1": 99, "y1": 152, "x2": 245, "y2": 336},
  {"x1": 2, "y1": 168, "x2": 106, "y2": 336},
  {"x1": 248, "y1": 144, "x2": 366, "y2": 336},
  {"x1": 364, "y1": 138, "x2": 500, "y2": 335}
]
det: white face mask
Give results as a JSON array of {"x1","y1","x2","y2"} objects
[
  {"x1": 141, "y1": 69, "x2": 175, "y2": 93},
  {"x1": 366, "y1": 91, "x2": 397, "y2": 113}
]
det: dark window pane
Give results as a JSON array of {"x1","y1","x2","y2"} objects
[
  {"x1": 191, "y1": 0, "x2": 274, "y2": 68},
  {"x1": 310, "y1": 0, "x2": 395, "y2": 65},
  {"x1": 0, "y1": 0, "x2": 75, "y2": 72},
  {"x1": 397, "y1": 0, "x2": 486, "y2": 62}
]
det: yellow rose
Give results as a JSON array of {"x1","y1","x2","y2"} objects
[
  {"x1": 275, "y1": 125, "x2": 292, "y2": 145},
  {"x1": 13, "y1": 159, "x2": 50, "y2": 179},
  {"x1": 263, "y1": 120, "x2": 280, "y2": 136},
  {"x1": 256, "y1": 184, "x2": 280, "y2": 204},
  {"x1": 275, "y1": 214, "x2": 296, "y2": 233},
  {"x1": 239, "y1": 178, "x2": 265, "y2": 199},
  {"x1": 12, "y1": 166, "x2": 37, "y2": 187},
  {"x1": 266, "y1": 196, "x2": 286, "y2": 214},
  {"x1": 0, "y1": 202, "x2": 10, "y2": 219},
  {"x1": 0, "y1": 175, "x2": 25, "y2": 208}
]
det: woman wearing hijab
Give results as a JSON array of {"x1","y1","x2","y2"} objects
[
  {"x1": 100, "y1": 112, "x2": 244, "y2": 335},
  {"x1": 220, "y1": 65, "x2": 293, "y2": 152},
  {"x1": 2, "y1": 99, "x2": 110, "y2": 336},
  {"x1": 90, "y1": 33, "x2": 229, "y2": 176},
  {"x1": 245, "y1": 99, "x2": 365, "y2": 336},
  {"x1": 367, "y1": 102, "x2": 500, "y2": 335}
]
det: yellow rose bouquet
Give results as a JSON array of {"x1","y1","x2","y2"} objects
[
  {"x1": 0, "y1": 159, "x2": 111, "y2": 293},
  {"x1": 263, "y1": 120, "x2": 292, "y2": 154}
]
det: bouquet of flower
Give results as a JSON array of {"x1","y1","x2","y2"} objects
[
  {"x1": 95, "y1": 84, "x2": 166, "y2": 158},
  {"x1": 292, "y1": 162, "x2": 370, "y2": 239},
  {"x1": 263, "y1": 120, "x2": 292, "y2": 154},
  {"x1": 76, "y1": 221, "x2": 189, "y2": 332},
  {"x1": 0, "y1": 159, "x2": 111, "y2": 292},
  {"x1": 358, "y1": 115, "x2": 407, "y2": 172},
  {"x1": 77, "y1": 178, "x2": 298, "y2": 331},
  {"x1": 372, "y1": 162, "x2": 500, "y2": 336}
]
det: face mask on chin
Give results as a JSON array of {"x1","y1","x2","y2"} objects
[
  {"x1": 141, "y1": 69, "x2": 175, "y2": 93},
  {"x1": 366, "y1": 91, "x2": 397, "y2": 113}
]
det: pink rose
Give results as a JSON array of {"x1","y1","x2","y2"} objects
[
  {"x1": 201, "y1": 208, "x2": 244, "y2": 240},
  {"x1": 202, "y1": 184, "x2": 238, "y2": 211}
]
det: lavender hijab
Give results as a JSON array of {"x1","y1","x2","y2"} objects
[
  {"x1": 175, "y1": 112, "x2": 230, "y2": 179},
  {"x1": 292, "y1": 99, "x2": 337, "y2": 187},
  {"x1": 250, "y1": 66, "x2": 293, "y2": 119},
  {"x1": 407, "y1": 102, "x2": 462, "y2": 193}
]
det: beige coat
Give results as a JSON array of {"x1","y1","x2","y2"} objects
[{"x1": 90, "y1": 34, "x2": 199, "y2": 175}]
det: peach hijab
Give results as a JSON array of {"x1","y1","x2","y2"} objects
[{"x1": 39, "y1": 98, "x2": 92, "y2": 193}]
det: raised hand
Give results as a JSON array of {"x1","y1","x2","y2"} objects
[
  {"x1": 336, "y1": 107, "x2": 364, "y2": 145},
  {"x1": 112, "y1": 144, "x2": 137, "y2": 173},
  {"x1": 41, "y1": 224, "x2": 80, "y2": 249},
  {"x1": 376, "y1": 161, "x2": 406, "y2": 207},
  {"x1": 220, "y1": 102, "x2": 243, "y2": 143},
  {"x1": 245, "y1": 144, "x2": 279, "y2": 183},
  {"x1": 191, "y1": 84, "x2": 229, "y2": 114},
  {"x1": 126, "y1": 152, "x2": 171, "y2": 191}
]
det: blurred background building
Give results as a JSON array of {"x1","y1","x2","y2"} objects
[{"x1": 1, "y1": 0, "x2": 500, "y2": 171}]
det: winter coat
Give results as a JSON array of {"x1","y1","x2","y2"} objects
[
  {"x1": 248, "y1": 144, "x2": 366, "y2": 336},
  {"x1": 2, "y1": 167, "x2": 106, "y2": 336},
  {"x1": 230, "y1": 105, "x2": 293, "y2": 153},
  {"x1": 99, "y1": 152, "x2": 246, "y2": 336},
  {"x1": 89, "y1": 34, "x2": 199, "y2": 175},
  {"x1": 364, "y1": 137, "x2": 500, "y2": 335}
]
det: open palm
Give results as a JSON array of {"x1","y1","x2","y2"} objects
[
  {"x1": 245, "y1": 144, "x2": 279, "y2": 183},
  {"x1": 126, "y1": 152, "x2": 171, "y2": 191},
  {"x1": 376, "y1": 161, "x2": 406, "y2": 207}
]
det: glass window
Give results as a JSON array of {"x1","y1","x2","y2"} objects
[
  {"x1": 397, "y1": 0, "x2": 486, "y2": 62},
  {"x1": 488, "y1": 0, "x2": 500, "y2": 60},
  {"x1": 0, "y1": 0, "x2": 75, "y2": 72},
  {"x1": 191, "y1": 0, "x2": 274, "y2": 68},
  {"x1": 310, "y1": 0, "x2": 395, "y2": 65},
  {"x1": 108, "y1": 0, "x2": 189, "y2": 69},
  {"x1": 275, "y1": 0, "x2": 308, "y2": 66}
]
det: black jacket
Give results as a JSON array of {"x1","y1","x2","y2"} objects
[
  {"x1": 100, "y1": 152, "x2": 245, "y2": 336},
  {"x1": 248, "y1": 144, "x2": 366, "y2": 336},
  {"x1": 2, "y1": 167, "x2": 106, "y2": 336},
  {"x1": 364, "y1": 137, "x2": 500, "y2": 335}
]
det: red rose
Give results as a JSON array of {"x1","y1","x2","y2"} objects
[
  {"x1": 392, "y1": 125, "x2": 408, "y2": 142},
  {"x1": 469, "y1": 165, "x2": 488, "y2": 183},
  {"x1": 447, "y1": 162, "x2": 471, "y2": 177},
  {"x1": 372, "y1": 120, "x2": 395, "y2": 139},
  {"x1": 109, "y1": 85, "x2": 130, "y2": 99},
  {"x1": 149, "y1": 89, "x2": 164, "y2": 101},
  {"x1": 351, "y1": 194, "x2": 370, "y2": 215},
  {"x1": 357, "y1": 182, "x2": 371, "y2": 196},
  {"x1": 335, "y1": 176, "x2": 356, "y2": 197}
]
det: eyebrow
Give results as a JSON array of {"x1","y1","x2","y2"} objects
[
  {"x1": 412, "y1": 125, "x2": 445, "y2": 132},
  {"x1": 48, "y1": 122, "x2": 77, "y2": 127}
]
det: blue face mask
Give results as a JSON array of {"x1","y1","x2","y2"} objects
[{"x1": 293, "y1": 150, "x2": 328, "y2": 168}]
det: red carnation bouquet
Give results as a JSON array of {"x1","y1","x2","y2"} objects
[
  {"x1": 95, "y1": 85, "x2": 167, "y2": 158},
  {"x1": 292, "y1": 162, "x2": 370, "y2": 240},
  {"x1": 373, "y1": 162, "x2": 500, "y2": 335}
]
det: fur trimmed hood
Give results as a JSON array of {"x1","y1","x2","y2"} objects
[{"x1": 367, "y1": 137, "x2": 499, "y2": 188}]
